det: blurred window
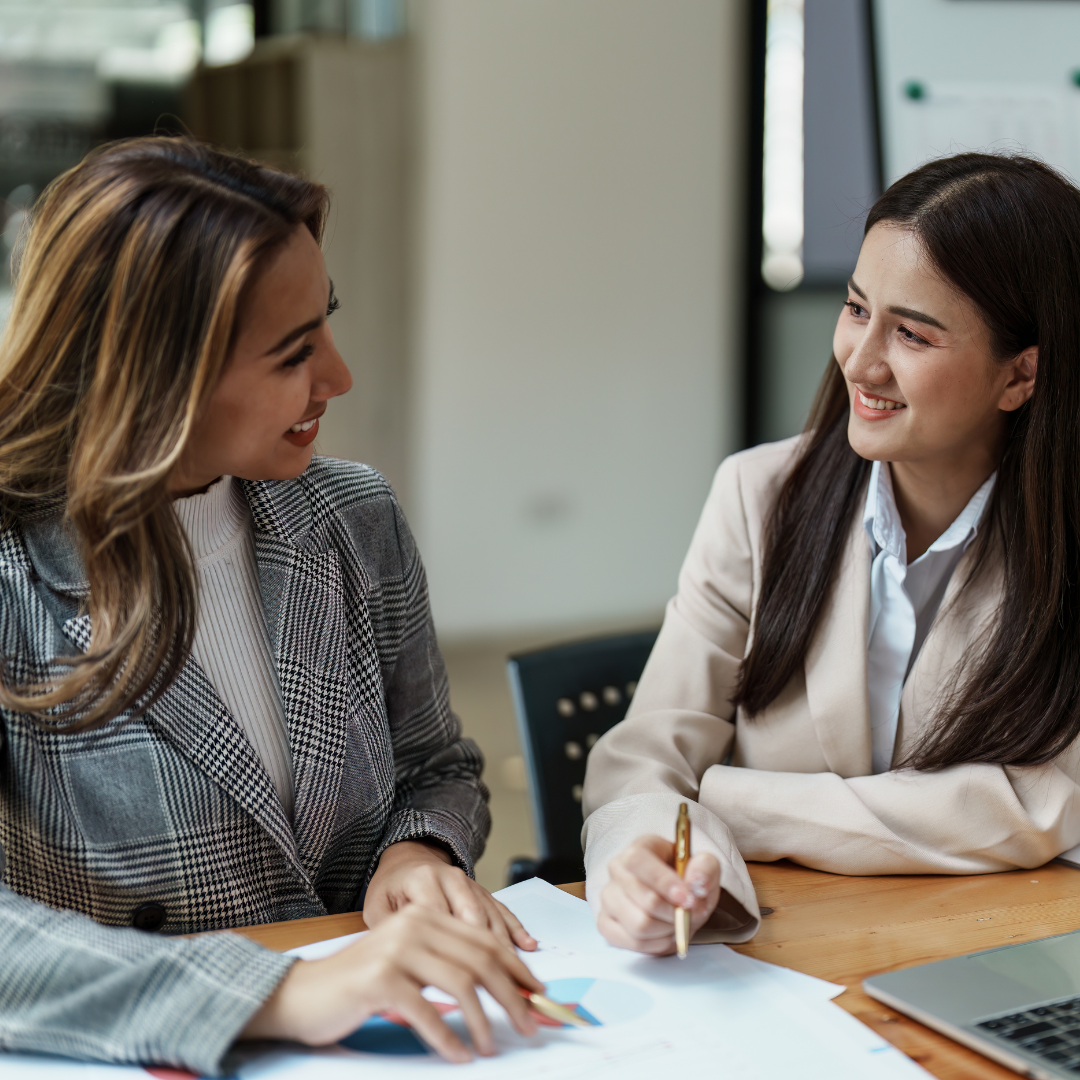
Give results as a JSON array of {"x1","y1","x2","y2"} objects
[
  {"x1": 761, "y1": 0, "x2": 805, "y2": 292},
  {"x1": 0, "y1": 0, "x2": 255, "y2": 309}
]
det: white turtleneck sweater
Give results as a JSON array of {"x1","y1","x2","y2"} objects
[{"x1": 172, "y1": 476, "x2": 294, "y2": 818}]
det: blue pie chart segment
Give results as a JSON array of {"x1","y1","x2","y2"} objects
[
  {"x1": 543, "y1": 978, "x2": 653, "y2": 1027},
  {"x1": 340, "y1": 1015, "x2": 429, "y2": 1055}
]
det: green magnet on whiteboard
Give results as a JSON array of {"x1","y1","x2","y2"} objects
[
  {"x1": 904, "y1": 81, "x2": 926, "y2": 101},
  {"x1": 1071, "y1": 69, "x2": 1080, "y2": 88}
]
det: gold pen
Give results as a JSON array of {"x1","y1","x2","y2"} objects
[
  {"x1": 518, "y1": 987, "x2": 595, "y2": 1028},
  {"x1": 674, "y1": 802, "x2": 691, "y2": 959}
]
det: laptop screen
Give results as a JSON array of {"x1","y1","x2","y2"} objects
[{"x1": 975, "y1": 933, "x2": 1080, "y2": 1002}]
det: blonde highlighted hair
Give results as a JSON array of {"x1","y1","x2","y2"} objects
[{"x1": 0, "y1": 136, "x2": 328, "y2": 729}]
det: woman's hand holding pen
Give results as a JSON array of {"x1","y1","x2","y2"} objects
[
  {"x1": 597, "y1": 835, "x2": 720, "y2": 955},
  {"x1": 241, "y1": 906, "x2": 543, "y2": 1062},
  {"x1": 364, "y1": 840, "x2": 537, "y2": 952}
]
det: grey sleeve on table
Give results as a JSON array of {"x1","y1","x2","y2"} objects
[{"x1": 0, "y1": 884, "x2": 295, "y2": 1077}]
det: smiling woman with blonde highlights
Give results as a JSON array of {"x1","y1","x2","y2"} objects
[
  {"x1": 0, "y1": 137, "x2": 543, "y2": 1073},
  {"x1": 583, "y1": 152, "x2": 1080, "y2": 957}
]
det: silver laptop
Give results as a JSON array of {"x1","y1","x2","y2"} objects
[{"x1": 865, "y1": 927, "x2": 1080, "y2": 1078}]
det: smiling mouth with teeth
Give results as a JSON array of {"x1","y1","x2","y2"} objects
[
  {"x1": 858, "y1": 391, "x2": 906, "y2": 411},
  {"x1": 290, "y1": 419, "x2": 317, "y2": 433}
]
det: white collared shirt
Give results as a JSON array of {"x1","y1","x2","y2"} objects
[{"x1": 864, "y1": 460, "x2": 995, "y2": 774}]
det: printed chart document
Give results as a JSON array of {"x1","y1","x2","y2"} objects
[{"x1": 4, "y1": 878, "x2": 929, "y2": 1079}]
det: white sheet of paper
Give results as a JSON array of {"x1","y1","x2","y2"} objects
[
  {"x1": 245, "y1": 878, "x2": 910, "y2": 1080},
  {"x1": 285, "y1": 880, "x2": 845, "y2": 1000},
  {"x1": 3, "y1": 878, "x2": 924, "y2": 1080},
  {"x1": 486, "y1": 878, "x2": 846, "y2": 1001}
]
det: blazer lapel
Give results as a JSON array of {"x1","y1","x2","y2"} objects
[
  {"x1": 244, "y1": 481, "x2": 353, "y2": 881},
  {"x1": 150, "y1": 656, "x2": 306, "y2": 870},
  {"x1": 803, "y1": 506, "x2": 873, "y2": 777},
  {"x1": 38, "y1": 485, "x2": 360, "y2": 888},
  {"x1": 61, "y1": 614, "x2": 309, "y2": 885}
]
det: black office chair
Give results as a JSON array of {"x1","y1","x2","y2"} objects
[{"x1": 505, "y1": 629, "x2": 659, "y2": 885}]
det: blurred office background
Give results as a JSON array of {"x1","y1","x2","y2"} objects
[{"x1": 1, "y1": 0, "x2": 1073, "y2": 887}]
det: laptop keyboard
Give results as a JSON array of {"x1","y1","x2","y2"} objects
[{"x1": 978, "y1": 998, "x2": 1080, "y2": 1072}]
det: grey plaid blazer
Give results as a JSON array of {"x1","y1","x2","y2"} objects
[{"x1": 0, "y1": 457, "x2": 489, "y2": 1074}]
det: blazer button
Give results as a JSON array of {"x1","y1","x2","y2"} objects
[{"x1": 132, "y1": 902, "x2": 167, "y2": 932}]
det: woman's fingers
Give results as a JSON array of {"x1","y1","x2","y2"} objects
[
  {"x1": 392, "y1": 985, "x2": 473, "y2": 1064},
  {"x1": 421, "y1": 920, "x2": 541, "y2": 1037},
  {"x1": 409, "y1": 955, "x2": 496, "y2": 1057},
  {"x1": 463, "y1": 955, "x2": 538, "y2": 1039},
  {"x1": 357, "y1": 909, "x2": 541, "y2": 1025},
  {"x1": 242, "y1": 906, "x2": 543, "y2": 1057},
  {"x1": 617, "y1": 836, "x2": 696, "y2": 909},
  {"x1": 400, "y1": 862, "x2": 456, "y2": 914},
  {"x1": 364, "y1": 865, "x2": 451, "y2": 925},
  {"x1": 360, "y1": 882, "x2": 392, "y2": 923},
  {"x1": 435, "y1": 915, "x2": 544, "y2": 994},
  {"x1": 597, "y1": 908, "x2": 672, "y2": 955},
  {"x1": 601, "y1": 877, "x2": 676, "y2": 943},
  {"x1": 683, "y1": 852, "x2": 721, "y2": 903},
  {"x1": 425, "y1": 916, "x2": 543, "y2": 1001},
  {"x1": 442, "y1": 872, "x2": 503, "y2": 934},
  {"x1": 366, "y1": 843, "x2": 538, "y2": 955},
  {"x1": 599, "y1": 836, "x2": 723, "y2": 955},
  {"x1": 493, "y1": 897, "x2": 537, "y2": 951},
  {"x1": 474, "y1": 891, "x2": 514, "y2": 950},
  {"x1": 474, "y1": 893, "x2": 515, "y2": 951},
  {"x1": 367, "y1": 911, "x2": 540, "y2": 1047},
  {"x1": 373, "y1": 852, "x2": 537, "y2": 957},
  {"x1": 609, "y1": 860, "x2": 678, "y2": 922},
  {"x1": 429, "y1": 871, "x2": 537, "y2": 954}
]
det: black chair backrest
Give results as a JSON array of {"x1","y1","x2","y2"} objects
[{"x1": 507, "y1": 629, "x2": 659, "y2": 870}]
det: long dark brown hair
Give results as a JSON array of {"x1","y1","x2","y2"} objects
[
  {"x1": 0, "y1": 136, "x2": 327, "y2": 729},
  {"x1": 734, "y1": 152, "x2": 1080, "y2": 770}
]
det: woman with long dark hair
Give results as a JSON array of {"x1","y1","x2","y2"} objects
[
  {"x1": 0, "y1": 137, "x2": 544, "y2": 1071},
  {"x1": 583, "y1": 152, "x2": 1080, "y2": 953}
]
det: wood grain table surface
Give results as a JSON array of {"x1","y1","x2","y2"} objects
[{"x1": 231, "y1": 861, "x2": 1080, "y2": 1080}]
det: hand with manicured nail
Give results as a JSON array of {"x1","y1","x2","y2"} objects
[
  {"x1": 597, "y1": 835, "x2": 721, "y2": 955},
  {"x1": 241, "y1": 906, "x2": 543, "y2": 1062}
]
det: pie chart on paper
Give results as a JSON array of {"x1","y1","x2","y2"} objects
[
  {"x1": 339, "y1": 978, "x2": 653, "y2": 1055},
  {"x1": 541, "y1": 978, "x2": 653, "y2": 1027}
]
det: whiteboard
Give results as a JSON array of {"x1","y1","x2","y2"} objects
[{"x1": 874, "y1": 0, "x2": 1080, "y2": 186}]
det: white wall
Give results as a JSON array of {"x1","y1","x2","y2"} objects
[{"x1": 411, "y1": 0, "x2": 745, "y2": 638}]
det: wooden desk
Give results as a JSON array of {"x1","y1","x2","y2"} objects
[{"x1": 231, "y1": 862, "x2": 1080, "y2": 1080}]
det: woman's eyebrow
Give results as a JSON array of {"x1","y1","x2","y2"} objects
[
  {"x1": 887, "y1": 305, "x2": 947, "y2": 331},
  {"x1": 849, "y1": 277, "x2": 948, "y2": 331},
  {"x1": 263, "y1": 316, "x2": 323, "y2": 356}
]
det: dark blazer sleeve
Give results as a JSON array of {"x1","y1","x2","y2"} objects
[
  {"x1": 371, "y1": 499, "x2": 490, "y2": 878},
  {"x1": 0, "y1": 878, "x2": 292, "y2": 1075}
]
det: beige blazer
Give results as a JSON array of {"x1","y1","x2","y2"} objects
[{"x1": 582, "y1": 436, "x2": 1080, "y2": 943}]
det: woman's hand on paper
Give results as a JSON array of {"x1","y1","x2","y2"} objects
[
  {"x1": 364, "y1": 839, "x2": 537, "y2": 952},
  {"x1": 241, "y1": 905, "x2": 543, "y2": 1062},
  {"x1": 597, "y1": 834, "x2": 720, "y2": 954}
]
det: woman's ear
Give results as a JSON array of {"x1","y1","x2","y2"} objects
[{"x1": 998, "y1": 345, "x2": 1038, "y2": 412}]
